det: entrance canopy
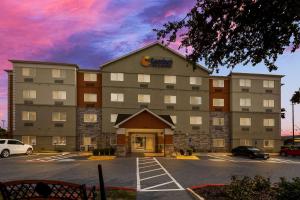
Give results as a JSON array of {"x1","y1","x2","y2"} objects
[{"x1": 114, "y1": 108, "x2": 175, "y2": 129}]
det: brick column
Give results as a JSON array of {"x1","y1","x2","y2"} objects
[
  {"x1": 116, "y1": 128, "x2": 126, "y2": 156},
  {"x1": 164, "y1": 128, "x2": 174, "y2": 156}
]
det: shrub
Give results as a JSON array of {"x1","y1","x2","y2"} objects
[
  {"x1": 92, "y1": 147, "x2": 116, "y2": 156},
  {"x1": 179, "y1": 149, "x2": 185, "y2": 155},
  {"x1": 276, "y1": 177, "x2": 300, "y2": 200},
  {"x1": 227, "y1": 176, "x2": 275, "y2": 200},
  {"x1": 186, "y1": 149, "x2": 193, "y2": 156}
]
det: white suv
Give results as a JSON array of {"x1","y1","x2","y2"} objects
[{"x1": 0, "y1": 139, "x2": 33, "y2": 158}]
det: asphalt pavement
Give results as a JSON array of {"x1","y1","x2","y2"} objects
[{"x1": 1, "y1": 153, "x2": 300, "y2": 200}]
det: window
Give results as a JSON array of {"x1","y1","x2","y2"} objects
[
  {"x1": 190, "y1": 116, "x2": 202, "y2": 125},
  {"x1": 240, "y1": 139, "x2": 251, "y2": 146},
  {"x1": 263, "y1": 80, "x2": 274, "y2": 88},
  {"x1": 84, "y1": 114, "x2": 97, "y2": 123},
  {"x1": 52, "y1": 112, "x2": 67, "y2": 122},
  {"x1": 22, "y1": 68, "x2": 34, "y2": 77},
  {"x1": 8, "y1": 140, "x2": 23, "y2": 145},
  {"x1": 213, "y1": 79, "x2": 224, "y2": 87},
  {"x1": 138, "y1": 74, "x2": 150, "y2": 83},
  {"x1": 0, "y1": 140, "x2": 5, "y2": 144},
  {"x1": 170, "y1": 115, "x2": 177, "y2": 124},
  {"x1": 190, "y1": 96, "x2": 202, "y2": 105},
  {"x1": 52, "y1": 69, "x2": 65, "y2": 78},
  {"x1": 213, "y1": 139, "x2": 225, "y2": 147},
  {"x1": 22, "y1": 136, "x2": 36, "y2": 145},
  {"x1": 212, "y1": 117, "x2": 224, "y2": 126},
  {"x1": 263, "y1": 99, "x2": 274, "y2": 107},
  {"x1": 264, "y1": 119, "x2": 275, "y2": 127},
  {"x1": 110, "y1": 73, "x2": 124, "y2": 81},
  {"x1": 263, "y1": 140, "x2": 274, "y2": 148},
  {"x1": 190, "y1": 77, "x2": 202, "y2": 85},
  {"x1": 52, "y1": 91, "x2": 66, "y2": 100},
  {"x1": 239, "y1": 79, "x2": 251, "y2": 87},
  {"x1": 213, "y1": 98, "x2": 224, "y2": 107},
  {"x1": 22, "y1": 111, "x2": 36, "y2": 121},
  {"x1": 164, "y1": 75, "x2": 176, "y2": 84},
  {"x1": 164, "y1": 95, "x2": 176, "y2": 104},
  {"x1": 240, "y1": 118, "x2": 251, "y2": 126},
  {"x1": 240, "y1": 98, "x2": 251, "y2": 107},
  {"x1": 23, "y1": 90, "x2": 36, "y2": 99},
  {"x1": 84, "y1": 93, "x2": 97, "y2": 102},
  {"x1": 110, "y1": 114, "x2": 118, "y2": 123},
  {"x1": 84, "y1": 73, "x2": 97, "y2": 82},
  {"x1": 52, "y1": 136, "x2": 66, "y2": 145},
  {"x1": 111, "y1": 93, "x2": 124, "y2": 102},
  {"x1": 83, "y1": 137, "x2": 91, "y2": 145},
  {"x1": 138, "y1": 94, "x2": 150, "y2": 103}
]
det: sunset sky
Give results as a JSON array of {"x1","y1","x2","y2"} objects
[{"x1": 0, "y1": 0, "x2": 299, "y2": 135}]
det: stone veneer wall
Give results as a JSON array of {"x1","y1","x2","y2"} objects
[
  {"x1": 173, "y1": 132, "x2": 211, "y2": 152},
  {"x1": 76, "y1": 108, "x2": 102, "y2": 150},
  {"x1": 209, "y1": 112, "x2": 231, "y2": 152}
]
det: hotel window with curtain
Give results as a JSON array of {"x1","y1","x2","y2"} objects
[
  {"x1": 213, "y1": 139, "x2": 225, "y2": 147},
  {"x1": 190, "y1": 116, "x2": 202, "y2": 125},
  {"x1": 52, "y1": 69, "x2": 65, "y2": 78},
  {"x1": 164, "y1": 75, "x2": 176, "y2": 84},
  {"x1": 190, "y1": 77, "x2": 202, "y2": 85},
  {"x1": 190, "y1": 96, "x2": 202, "y2": 105},
  {"x1": 22, "y1": 68, "x2": 35, "y2": 77},
  {"x1": 52, "y1": 136, "x2": 66, "y2": 145},
  {"x1": 84, "y1": 114, "x2": 97, "y2": 123},
  {"x1": 138, "y1": 74, "x2": 150, "y2": 83},
  {"x1": 263, "y1": 140, "x2": 274, "y2": 148},
  {"x1": 23, "y1": 90, "x2": 36, "y2": 99},
  {"x1": 164, "y1": 95, "x2": 176, "y2": 104},
  {"x1": 240, "y1": 139, "x2": 252, "y2": 146},
  {"x1": 213, "y1": 98, "x2": 224, "y2": 107},
  {"x1": 52, "y1": 112, "x2": 67, "y2": 122},
  {"x1": 111, "y1": 93, "x2": 124, "y2": 102},
  {"x1": 22, "y1": 136, "x2": 36, "y2": 145},
  {"x1": 22, "y1": 111, "x2": 36, "y2": 121},
  {"x1": 84, "y1": 73, "x2": 97, "y2": 82},
  {"x1": 240, "y1": 118, "x2": 251, "y2": 126},
  {"x1": 239, "y1": 79, "x2": 251, "y2": 87},
  {"x1": 110, "y1": 114, "x2": 118, "y2": 123},
  {"x1": 52, "y1": 91, "x2": 66, "y2": 100},
  {"x1": 213, "y1": 79, "x2": 224, "y2": 87},
  {"x1": 263, "y1": 99, "x2": 274, "y2": 107},
  {"x1": 84, "y1": 93, "x2": 97, "y2": 102},
  {"x1": 212, "y1": 117, "x2": 224, "y2": 126},
  {"x1": 240, "y1": 98, "x2": 251, "y2": 107},
  {"x1": 263, "y1": 80, "x2": 275, "y2": 88},
  {"x1": 138, "y1": 94, "x2": 150, "y2": 103},
  {"x1": 170, "y1": 115, "x2": 177, "y2": 124},
  {"x1": 110, "y1": 73, "x2": 124, "y2": 81},
  {"x1": 263, "y1": 119, "x2": 275, "y2": 127}
]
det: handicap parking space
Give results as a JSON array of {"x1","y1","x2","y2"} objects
[
  {"x1": 26, "y1": 153, "x2": 80, "y2": 162},
  {"x1": 136, "y1": 157, "x2": 184, "y2": 192}
]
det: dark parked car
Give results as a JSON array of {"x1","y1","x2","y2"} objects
[
  {"x1": 232, "y1": 146, "x2": 270, "y2": 160},
  {"x1": 280, "y1": 146, "x2": 300, "y2": 157}
]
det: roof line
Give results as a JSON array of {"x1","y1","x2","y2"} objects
[
  {"x1": 9, "y1": 60, "x2": 79, "y2": 68},
  {"x1": 114, "y1": 108, "x2": 175, "y2": 129},
  {"x1": 229, "y1": 72, "x2": 284, "y2": 77},
  {"x1": 100, "y1": 41, "x2": 210, "y2": 73}
]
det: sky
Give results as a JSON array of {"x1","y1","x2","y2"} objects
[{"x1": 0, "y1": 0, "x2": 299, "y2": 135}]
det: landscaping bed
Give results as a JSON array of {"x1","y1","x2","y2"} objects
[{"x1": 190, "y1": 176, "x2": 300, "y2": 200}]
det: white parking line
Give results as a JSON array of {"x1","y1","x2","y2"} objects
[{"x1": 136, "y1": 157, "x2": 184, "y2": 192}]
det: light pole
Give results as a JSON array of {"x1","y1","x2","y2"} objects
[{"x1": 292, "y1": 102, "x2": 295, "y2": 145}]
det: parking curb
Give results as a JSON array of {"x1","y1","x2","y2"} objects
[{"x1": 187, "y1": 184, "x2": 226, "y2": 200}]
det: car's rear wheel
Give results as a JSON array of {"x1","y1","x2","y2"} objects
[
  {"x1": 1, "y1": 149, "x2": 10, "y2": 158},
  {"x1": 26, "y1": 148, "x2": 33, "y2": 155}
]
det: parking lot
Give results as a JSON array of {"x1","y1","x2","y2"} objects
[{"x1": 1, "y1": 153, "x2": 300, "y2": 199}]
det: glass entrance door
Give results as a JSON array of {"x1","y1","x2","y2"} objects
[{"x1": 131, "y1": 134, "x2": 155, "y2": 152}]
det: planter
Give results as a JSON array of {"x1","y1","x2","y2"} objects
[{"x1": 188, "y1": 184, "x2": 226, "y2": 200}]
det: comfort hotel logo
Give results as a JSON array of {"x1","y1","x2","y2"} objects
[{"x1": 141, "y1": 56, "x2": 173, "y2": 68}]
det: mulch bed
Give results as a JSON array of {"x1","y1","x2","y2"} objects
[{"x1": 193, "y1": 185, "x2": 229, "y2": 200}]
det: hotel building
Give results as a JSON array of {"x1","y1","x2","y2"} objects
[{"x1": 5, "y1": 42, "x2": 283, "y2": 155}]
